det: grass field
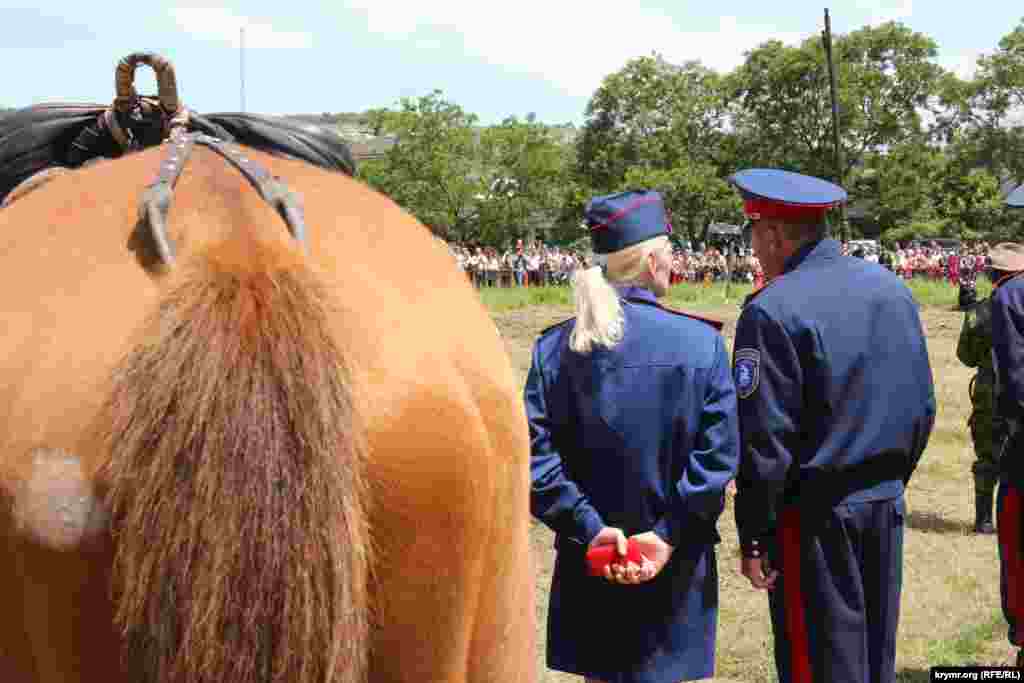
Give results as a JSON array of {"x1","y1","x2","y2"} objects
[
  {"x1": 483, "y1": 277, "x2": 1007, "y2": 683},
  {"x1": 478, "y1": 277, "x2": 994, "y2": 313}
]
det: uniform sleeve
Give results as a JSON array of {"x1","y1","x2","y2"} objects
[
  {"x1": 993, "y1": 287, "x2": 1024, "y2": 426},
  {"x1": 652, "y1": 334, "x2": 740, "y2": 547},
  {"x1": 732, "y1": 304, "x2": 803, "y2": 558},
  {"x1": 525, "y1": 342, "x2": 605, "y2": 547}
]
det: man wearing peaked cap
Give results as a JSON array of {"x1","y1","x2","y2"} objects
[
  {"x1": 990, "y1": 194, "x2": 1024, "y2": 667},
  {"x1": 728, "y1": 169, "x2": 936, "y2": 683},
  {"x1": 526, "y1": 189, "x2": 740, "y2": 683}
]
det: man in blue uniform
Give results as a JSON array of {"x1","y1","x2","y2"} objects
[
  {"x1": 526, "y1": 189, "x2": 740, "y2": 683},
  {"x1": 992, "y1": 188, "x2": 1024, "y2": 667},
  {"x1": 728, "y1": 169, "x2": 936, "y2": 683}
]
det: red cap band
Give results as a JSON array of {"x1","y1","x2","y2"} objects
[{"x1": 743, "y1": 199, "x2": 835, "y2": 221}]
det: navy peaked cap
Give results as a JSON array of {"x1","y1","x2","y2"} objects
[
  {"x1": 728, "y1": 169, "x2": 846, "y2": 220},
  {"x1": 585, "y1": 190, "x2": 671, "y2": 255}
]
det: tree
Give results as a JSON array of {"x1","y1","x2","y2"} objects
[
  {"x1": 476, "y1": 116, "x2": 568, "y2": 245},
  {"x1": 357, "y1": 91, "x2": 485, "y2": 242},
  {"x1": 575, "y1": 54, "x2": 728, "y2": 192},
  {"x1": 934, "y1": 164, "x2": 1008, "y2": 240},
  {"x1": 851, "y1": 142, "x2": 944, "y2": 237},
  {"x1": 727, "y1": 22, "x2": 946, "y2": 182},
  {"x1": 938, "y1": 19, "x2": 1024, "y2": 184},
  {"x1": 569, "y1": 54, "x2": 737, "y2": 246}
]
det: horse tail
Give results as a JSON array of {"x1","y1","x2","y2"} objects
[{"x1": 100, "y1": 249, "x2": 370, "y2": 683}]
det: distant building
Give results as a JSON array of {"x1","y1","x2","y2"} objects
[{"x1": 346, "y1": 135, "x2": 397, "y2": 162}]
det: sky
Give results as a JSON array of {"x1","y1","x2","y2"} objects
[{"x1": 1, "y1": 1, "x2": 1021, "y2": 126}]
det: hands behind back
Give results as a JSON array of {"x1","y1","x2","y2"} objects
[{"x1": 588, "y1": 527, "x2": 674, "y2": 585}]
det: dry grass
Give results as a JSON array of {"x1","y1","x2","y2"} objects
[{"x1": 491, "y1": 292, "x2": 1010, "y2": 683}]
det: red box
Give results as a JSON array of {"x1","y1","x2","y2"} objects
[{"x1": 586, "y1": 540, "x2": 645, "y2": 577}]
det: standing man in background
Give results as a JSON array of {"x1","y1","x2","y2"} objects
[
  {"x1": 960, "y1": 247, "x2": 979, "y2": 310},
  {"x1": 957, "y1": 276, "x2": 1000, "y2": 534},
  {"x1": 728, "y1": 169, "x2": 936, "y2": 683},
  {"x1": 991, "y1": 189, "x2": 1024, "y2": 667}
]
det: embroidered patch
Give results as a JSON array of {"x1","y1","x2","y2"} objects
[{"x1": 734, "y1": 348, "x2": 761, "y2": 399}]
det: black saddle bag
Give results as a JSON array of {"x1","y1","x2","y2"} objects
[{"x1": 0, "y1": 105, "x2": 355, "y2": 205}]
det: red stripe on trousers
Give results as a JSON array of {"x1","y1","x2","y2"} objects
[
  {"x1": 999, "y1": 485, "x2": 1024, "y2": 646},
  {"x1": 780, "y1": 507, "x2": 813, "y2": 683}
]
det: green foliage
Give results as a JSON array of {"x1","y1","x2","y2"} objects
[
  {"x1": 357, "y1": 91, "x2": 483, "y2": 242},
  {"x1": 938, "y1": 18, "x2": 1024, "y2": 183},
  {"x1": 476, "y1": 117, "x2": 568, "y2": 246},
  {"x1": 934, "y1": 166, "x2": 1006, "y2": 237},
  {"x1": 727, "y1": 22, "x2": 944, "y2": 181},
  {"x1": 852, "y1": 142, "x2": 943, "y2": 233},
  {"x1": 571, "y1": 55, "x2": 741, "y2": 244},
  {"x1": 357, "y1": 92, "x2": 571, "y2": 246},
  {"x1": 576, "y1": 55, "x2": 727, "y2": 191},
  {"x1": 345, "y1": 18, "x2": 1024, "y2": 247}
]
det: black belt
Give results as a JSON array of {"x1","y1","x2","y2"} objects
[{"x1": 786, "y1": 454, "x2": 908, "y2": 508}]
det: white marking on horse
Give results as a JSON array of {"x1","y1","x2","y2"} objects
[{"x1": 13, "y1": 448, "x2": 109, "y2": 550}]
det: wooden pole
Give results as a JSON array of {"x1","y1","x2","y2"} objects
[{"x1": 822, "y1": 9, "x2": 848, "y2": 241}]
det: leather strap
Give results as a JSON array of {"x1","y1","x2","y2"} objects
[{"x1": 139, "y1": 132, "x2": 307, "y2": 268}]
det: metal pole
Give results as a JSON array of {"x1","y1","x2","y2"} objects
[
  {"x1": 722, "y1": 237, "x2": 733, "y2": 302},
  {"x1": 823, "y1": 9, "x2": 848, "y2": 241},
  {"x1": 240, "y1": 27, "x2": 246, "y2": 112}
]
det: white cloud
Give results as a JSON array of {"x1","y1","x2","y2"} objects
[
  {"x1": 170, "y1": 7, "x2": 313, "y2": 49},
  {"x1": 342, "y1": 1, "x2": 804, "y2": 97}
]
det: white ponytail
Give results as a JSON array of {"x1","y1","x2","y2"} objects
[
  {"x1": 569, "y1": 236, "x2": 670, "y2": 354},
  {"x1": 570, "y1": 263, "x2": 624, "y2": 354}
]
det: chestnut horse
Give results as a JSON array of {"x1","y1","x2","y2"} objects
[{"x1": 0, "y1": 144, "x2": 536, "y2": 683}]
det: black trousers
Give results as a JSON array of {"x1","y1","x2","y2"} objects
[{"x1": 768, "y1": 498, "x2": 905, "y2": 683}]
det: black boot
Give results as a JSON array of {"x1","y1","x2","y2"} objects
[
  {"x1": 975, "y1": 489, "x2": 996, "y2": 534},
  {"x1": 1016, "y1": 647, "x2": 1023, "y2": 669}
]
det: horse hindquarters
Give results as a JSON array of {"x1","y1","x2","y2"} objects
[{"x1": 360, "y1": 371, "x2": 536, "y2": 683}]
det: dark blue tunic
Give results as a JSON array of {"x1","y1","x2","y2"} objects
[
  {"x1": 992, "y1": 273, "x2": 1024, "y2": 647},
  {"x1": 733, "y1": 239, "x2": 935, "y2": 683},
  {"x1": 526, "y1": 286, "x2": 740, "y2": 683}
]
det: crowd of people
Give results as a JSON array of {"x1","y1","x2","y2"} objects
[
  {"x1": 447, "y1": 236, "x2": 993, "y2": 293},
  {"x1": 449, "y1": 241, "x2": 585, "y2": 287},
  {"x1": 873, "y1": 242, "x2": 992, "y2": 283}
]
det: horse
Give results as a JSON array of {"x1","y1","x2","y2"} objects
[{"x1": 0, "y1": 141, "x2": 537, "y2": 683}]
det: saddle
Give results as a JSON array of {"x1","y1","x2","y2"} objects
[{"x1": 0, "y1": 53, "x2": 356, "y2": 207}]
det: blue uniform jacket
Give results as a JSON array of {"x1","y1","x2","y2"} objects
[
  {"x1": 993, "y1": 273, "x2": 1024, "y2": 480},
  {"x1": 733, "y1": 239, "x2": 936, "y2": 555},
  {"x1": 526, "y1": 286, "x2": 740, "y2": 549}
]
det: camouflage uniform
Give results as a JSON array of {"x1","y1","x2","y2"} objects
[{"x1": 957, "y1": 295, "x2": 1001, "y2": 532}]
